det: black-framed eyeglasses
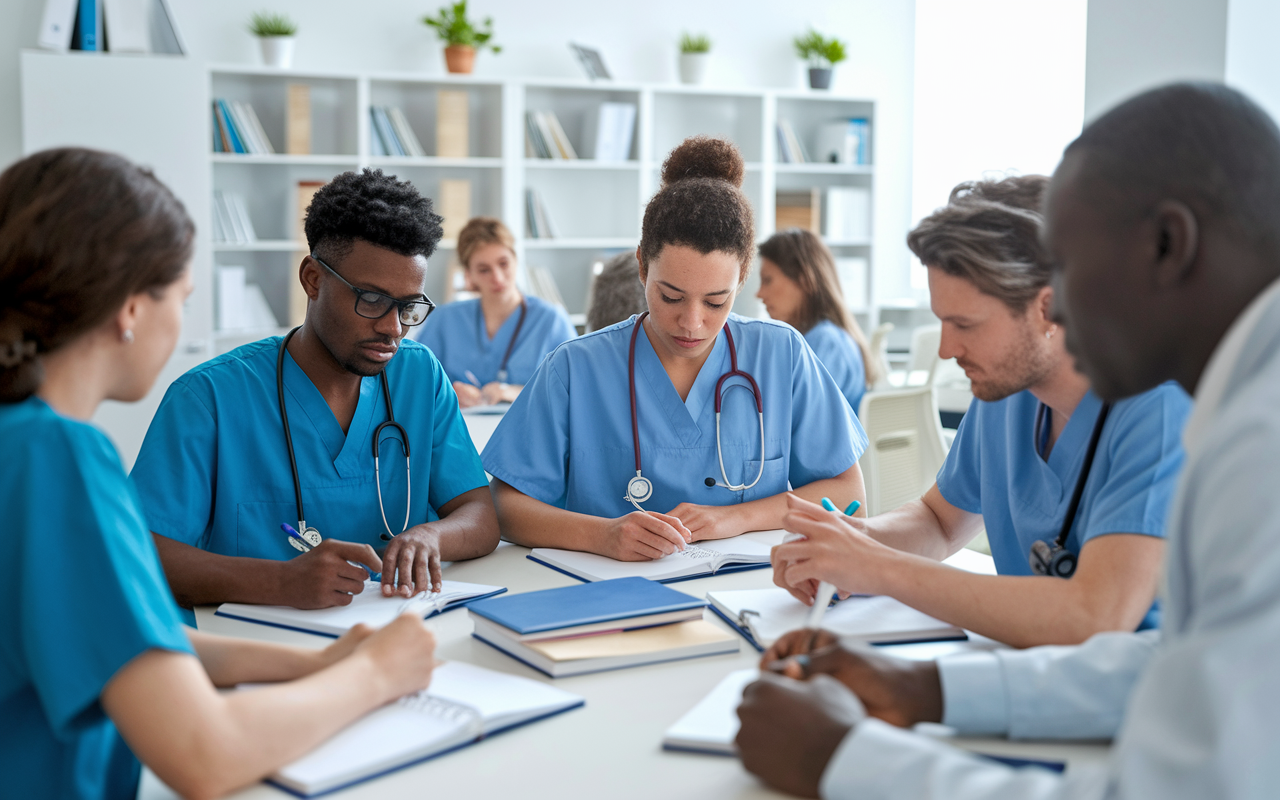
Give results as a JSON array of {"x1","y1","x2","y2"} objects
[{"x1": 311, "y1": 255, "x2": 435, "y2": 327}]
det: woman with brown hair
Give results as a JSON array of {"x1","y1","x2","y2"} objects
[
  {"x1": 757, "y1": 228, "x2": 879, "y2": 414},
  {"x1": 482, "y1": 137, "x2": 868, "y2": 560},
  {"x1": 415, "y1": 216, "x2": 575, "y2": 407},
  {"x1": 0, "y1": 148, "x2": 436, "y2": 800}
]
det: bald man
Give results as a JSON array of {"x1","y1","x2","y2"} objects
[{"x1": 735, "y1": 82, "x2": 1280, "y2": 799}]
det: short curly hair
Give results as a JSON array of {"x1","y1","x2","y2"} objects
[
  {"x1": 638, "y1": 136, "x2": 755, "y2": 281},
  {"x1": 304, "y1": 168, "x2": 443, "y2": 265}
]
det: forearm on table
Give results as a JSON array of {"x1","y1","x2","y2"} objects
[
  {"x1": 153, "y1": 533, "x2": 287, "y2": 608},
  {"x1": 736, "y1": 466, "x2": 866, "y2": 533},
  {"x1": 188, "y1": 629, "x2": 324, "y2": 688},
  {"x1": 491, "y1": 479, "x2": 605, "y2": 549},
  {"x1": 428, "y1": 488, "x2": 500, "y2": 560}
]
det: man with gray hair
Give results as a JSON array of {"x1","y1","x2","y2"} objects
[
  {"x1": 770, "y1": 175, "x2": 1190, "y2": 649},
  {"x1": 738, "y1": 81, "x2": 1280, "y2": 800}
]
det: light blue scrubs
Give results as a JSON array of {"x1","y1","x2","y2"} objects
[
  {"x1": 1, "y1": 397, "x2": 193, "y2": 800},
  {"x1": 131, "y1": 337, "x2": 489, "y2": 622},
  {"x1": 415, "y1": 295, "x2": 576, "y2": 386},
  {"x1": 482, "y1": 313, "x2": 868, "y2": 518},
  {"x1": 936, "y1": 383, "x2": 1191, "y2": 630},
  {"x1": 804, "y1": 319, "x2": 867, "y2": 416}
]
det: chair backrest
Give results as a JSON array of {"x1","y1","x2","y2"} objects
[
  {"x1": 856, "y1": 385, "x2": 949, "y2": 516},
  {"x1": 867, "y1": 322, "x2": 895, "y2": 389},
  {"x1": 907, "y1": 324, "x2": 942, "y2": 385}
]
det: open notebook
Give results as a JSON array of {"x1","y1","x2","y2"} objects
[
  {"x1": 707, "y1": 588, "x2": 966, "y2": 651},
  {"x1": 528, "y1": 530, "x2": 786, "y2": 583},
  {"x1": 215, "y1": 580, "x2": 506, "y2": 637},
  {"x1": 266, "y1": 661, "x2": 583, "y2": 797}
]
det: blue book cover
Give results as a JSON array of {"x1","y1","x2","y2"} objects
[
  {"x1": 75, "y1": 0, "x2": 97, "y2": 51},
  {"x1": 468, "y1": 577, "x2": 704, "y2": 635},
  {"x1": 217, "y1": 100, "x2": 247, "y2": 154}
]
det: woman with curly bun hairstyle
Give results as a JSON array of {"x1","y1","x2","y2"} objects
[
  {"x1": 0, "y1": 149, "x2": 437, "y2": 799},
  {"x1": 483, "y1": 137, "x2": 869, "y2": 561}
]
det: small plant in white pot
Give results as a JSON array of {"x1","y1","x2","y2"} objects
[
  {"x1": 793, "y1": 29, "x2": 846, "y2": 90},
  {"x1": 678, "y1": 32, "x2": 711, "y2": 85},
  {"x1": 249, "y1": 12, "x2": 298, "y2": 68},
  {"x1": 422, "y1": 1, "x2": 501, "y2": 75}
]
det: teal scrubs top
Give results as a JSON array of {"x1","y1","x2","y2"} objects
[
  {"x1": 0, "y1": 397, "x2": 193, "y2": 800},
  {"x1": 804, "y1": 320, "x2": 867, "y2": 416},
  {"x1": 936, "y1": 383, "x2": 1192, "y2": 630},
  {"x1": 482, "y1": 314, "x2": 868, "y2": 517},
  {"x1": 131, "y1": 337, "x2": 489, "y2": 622},
  {"x1": 415, "y1": 295, "x2": 576, "y2": 386}
]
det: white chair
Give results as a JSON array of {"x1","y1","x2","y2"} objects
[
  {"x1": 907, "y1": 324, "x2": 942, "y2": 385},
  {"x1": 856, "y1": 385, "x2": 949, "y2": 516},
  {"x1": 867, "y1": 322, "x2": 895, "y2": 390}
]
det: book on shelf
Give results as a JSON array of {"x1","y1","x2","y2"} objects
[
  {"x1": 38, "y1": 0, "x2": 77, "y2": 50},
  {"x1": 438, "y1": 179, "x2": 471, "y2": 242},
  {"x1": 387, "y1": 106, "x2": 425, "y2": 157},
  {"x1": 525, "y1": 113, "x2": 551, "y2": 158},
  {"x1": 814, "y1": 118, "x2": 871, "y2": 165},
  {"x1": 526, "y1": 111, "x2": 577, "y2": 159},
  {"x1": 102, "y1": 0, "x2": 149, "y2": 53},
  {"x1": 436, "y1": 90, "x2": 468, "y2": 158},
  {"x1": 524, "y1": 188, "x2": 558, "y2": 239},
  {"x1": 526, "y1": 265, "x2": 566, "y2": 310},
  {"x1": 151, "y1": 0, "x2": 186, "y2": 55},
  {"x1": 70, "y1": 0, "x2": 101, "y2": 51},
  {"x1": 370, "y1": 106, "x2": 404, "y2": 157},
  {"x1": 824, "y1": 186, "x2": 871, "y2": 242},
  {"x1": 776, "y1": 189, "x2": 821, "y2": 233},
  {"x1": 586, "y1": 102, "x2": 636, "y2": 161},
  {"x1": 211, "y1": 99, "x2": 274, "y2": 155},
  {"x1": 775, "y1": 119, "x2": 808, "y2": 164},
  {"x1": 217, "y1": 266, "x2": 279, "y2": 332},
  {"x1": 286, "y1": 84, "x2": 310, "y2": 155},
  {"x1": 835, "y1": 256, "x2": 869, "y2": 310},
  {"x1": 211, "y1": 190, "x2": 256, "y2": 243}
]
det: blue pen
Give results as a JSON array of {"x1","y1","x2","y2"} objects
[
  {"x1": 807, "y1": 498, "x2": 862, "y2": 627},
  {"x1": 281, "y1": 522, "x2": 311, "y2": 552}
]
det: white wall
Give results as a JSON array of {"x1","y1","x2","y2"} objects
[
  {"x1": 1225, "y1": 0, "x2": 1280, "y2": 124},
  {"x1": 1083, "y1": 0, "x2": 1228, "y2": 121}
]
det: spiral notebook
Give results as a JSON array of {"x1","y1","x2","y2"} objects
[
  {"x1": 215, "y1": 580, "x2": 506, "y2": 637},
  {"x1": 266, "y1": 661, "x2": 583, "y2": 797}
]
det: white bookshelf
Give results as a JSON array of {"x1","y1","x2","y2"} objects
[{"x1": 201, "y1": 66, "x2": 878, "y2": 348}]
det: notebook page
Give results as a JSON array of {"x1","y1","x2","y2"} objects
[
  {"x1": 529, "y1": 529, "x2": 786, "y2": 582},
  {"x1": 710, "y1": 588, "x2": 962, "y2": 647},
  {"x1": 663, "y1": 669, "x2": 758, "y2": 753},
  {"x1": 426, "y1": 661, "x2": 583, "y2": 731}
]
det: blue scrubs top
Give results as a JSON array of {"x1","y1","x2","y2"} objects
[
  {"x1": 804, "y1": 319, "x2": 867, "y2": 416},
  {"x1": 131, "y1": 337, "x2": 489, "y2": 622},
  {"x1": 1, "y1": 397, "x2": 192, "y2": 800},
  {"x1": 415, "y1": 295, "x2": 576, "y2": 386},
  {"x1": 936, "y1": 383, "x2": 1191, "y2": 630},
  {"x1": 482, "y1": 313, "x2": 868, "y2": 518}
]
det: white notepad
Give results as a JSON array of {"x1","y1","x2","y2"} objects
[
  {"x1": 707, "y1": 588, "x2": 966, "y2": 650},
  {"x1": 528, "y1": 530, "x2": 785, "y2": 582},
  {"x1": 215, "y1": 580, "x2": 506, "y2": 637},
  {"x1": 662, "y1": 668, "x2": 758, "y2": 754},
  {"x1": 267, "y1": 661, "x2": 583, "y2": 796}
]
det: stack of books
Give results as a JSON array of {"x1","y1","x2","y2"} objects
[
  {"x1": 369, "y1": 106, "x2": 425, "y2": 157},
  {"x1": 211, "y1": 190, "x2": 256, "y2": 244},
  {"x1": 775, "y1": 119, "x2": 809, "y2": 164},
  {"x1": 212, "y1": 98, "x2": 275, "y2": 155},
  {"x1": 825, "y1": 186, "x2": 872, "y2": 242},
  {"x1": 526, "y1": 111, "x2": 579, "y2": 159},
  {"x1": 525, "y1": 188, "x2": 558, "y2": 238},
  {"x1": 525, "y1": 265, "x2": 567, "y2": 310},
  {"x1": 468, "y1": 577, "x2": 739, "y2": 677}
]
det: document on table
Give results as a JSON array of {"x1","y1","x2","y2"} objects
[{"x1": 528, "y1": 530, "x2": 786, "y2": 582}]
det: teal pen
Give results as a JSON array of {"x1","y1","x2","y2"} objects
[{"x1": 806, "y1": 497, "x2": 862, "y2": 627}]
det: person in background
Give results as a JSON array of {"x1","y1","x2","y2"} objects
[
  {"x1": 770, "y1": 175, "x2": 1190, "y2": 648},
  {"x1": 0, "y1": 148, "x2": 436, "y2": 800},
  {"x1": 483, "y1": 137, "x2": 867, "y2": 561},
  {"x1": 756, "y1": 228, "x2": 879, "y2": 414},
  {"x1": 587, "y1": 250, "x2": 648, "y2": 332},
  {"x1": 416, "y1": 217, "x2": 576, "y2": 407},
  {"x1": 737, "y1": 82, "x2": 1280, "y2": 800},
  {"x1": 131, "y1": 169, "x2": 498, "y2": 622}
]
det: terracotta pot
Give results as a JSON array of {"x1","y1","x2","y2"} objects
[{"x1": 444, "y1": 45, "x2": 476, "y2": 74}]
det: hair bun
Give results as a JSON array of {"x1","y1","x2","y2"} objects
[{"x1": 660, "y1": 136, "x2": 745, "y2": 189}]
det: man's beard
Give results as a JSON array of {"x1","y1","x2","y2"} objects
[{"x1": 961, "y1": 329, "x2": 1055, "y2": 402}]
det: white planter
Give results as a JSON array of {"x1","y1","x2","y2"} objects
[
  {"x1": 679, "y1": 52, "x2": 710, "y2": 85},
  {"x1": 258, "y1": 36, "x2": 295, "y2": 68}
]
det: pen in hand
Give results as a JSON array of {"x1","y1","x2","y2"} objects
[
  {"x1": 281, "y1": 523, "x2": 311, "y2": 552},
  {"x1": 464, "y1": 370, "x2": 482, "y2": 388},
  {"x1": 804, "y1": 497, "x2": 861, "y2": 628}
]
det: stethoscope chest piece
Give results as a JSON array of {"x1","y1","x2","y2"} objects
[
  {"x1": 288, "y1": 525, "x2": 323, "y2": 553},
  {"x1": 626, "y1": 474, "x2": 654, "y2": 505}
]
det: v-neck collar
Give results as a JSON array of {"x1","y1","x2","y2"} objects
[
  {"x1": 633, "y1": 321, "x2": 729, "y2": 447},
  {"x1": 282, "y1": 350, "x2": 381, "y2": 478},
  {"x1": 476, "y1": 298, "x2": 523, "y2": 347},
  {"x1": 1038, "y1": 390, "x2": 1103, "y2": 483}
]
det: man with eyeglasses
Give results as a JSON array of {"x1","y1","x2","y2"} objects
[{"x1": 132, "y1": 169, "x2": 499, "y2": 620}]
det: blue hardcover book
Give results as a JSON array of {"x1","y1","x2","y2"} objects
[
  {"x1": 467, "y1": 576, "x2": 705, "y2": 636},
  {"x1": 76, "y1": 0, "x2": 97, "y2": 51},
  {"x1": 217, "y1": 100, "x2": 247, "y2": 154}
]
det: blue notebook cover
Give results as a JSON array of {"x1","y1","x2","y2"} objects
[{"x1": 467, "y1": 576, "x2": 704, "y2": 635}]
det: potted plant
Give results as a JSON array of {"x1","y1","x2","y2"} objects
[
  {"x1": 793, "y1": 29, "x2": 847, "y2": 90},
  {"x1": 422, "y1": 1, "x2": 501, "y2": 75},
  {"x1": 248, "y1": 11, "x2": 298, "y2": 69},
  {"x1": 678, "y1": 32, "x2": 711, "y2": 85}
]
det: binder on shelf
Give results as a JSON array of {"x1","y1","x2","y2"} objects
[
  {"x1": 824, "y1": 186, "x2": 871, "y2": 242},
  {"x1": 38, "y1": 0, "x2": 78, "y2": 50},
  {"x1": 286, "y1": 84, "x2": 311, "y2": 155},
  {"x1": 438, "y1": 179, "x2": 471, "y2": 242},
  {"x1": 588, "y1": 102, "x2": 636, "y2": 162},
  {"x1": 102, "y1": 0, "x2": 149, "y2": 53},
  {"x1": 151, "y1": 0, "x2": 186, "y2": 55},
  {"x1": 387, "y1": 107, "x2": 425, "y2": 157},
  {"x1": 776, "y1": 189, "x2": 821, "y2": 233},
  {"x1": 814, "y1": 118, "x2": 871, "y2": 165},
  {"x1": 72, "y1": 0, "x2": 101, "y2": 51},
  {"x1": 436, "y1": 90, "x2": 469, "y2": 158}
]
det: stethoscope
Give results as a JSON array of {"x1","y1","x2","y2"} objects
[
  {"x1": 277, "y1": 328, "x2": 412, "y2": 553},
  {"x1": 1028, "y1": 400, "x2": 1112, "y2": 578},
  {"x1": 623, "y1": 312, "x2": 766, "y2": 511},
  {"x1": 478, "y1": 297, "x2": 527, "y2": 384}
]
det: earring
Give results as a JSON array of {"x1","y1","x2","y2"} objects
[
  {"x1": 121, "y1": 329, "x2": 134, "y2": 344},
  {"x1": 1045, "y1": 326, "x2": 1056, "y2": 340}
]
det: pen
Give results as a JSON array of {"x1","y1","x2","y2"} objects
[
  {"x1": 806, "y1": 498, "x2": 862, "y2": 628},
  {"x1": 281, "y1": 522, "x2": 311, "y2": 552},
  {"x1": 464, "y1": 370, "x2": 482, "y2": 388}
]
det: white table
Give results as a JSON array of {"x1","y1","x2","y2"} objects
[{"x1": 139, "y1": 541, "x2": 1110, "y2": 800}]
